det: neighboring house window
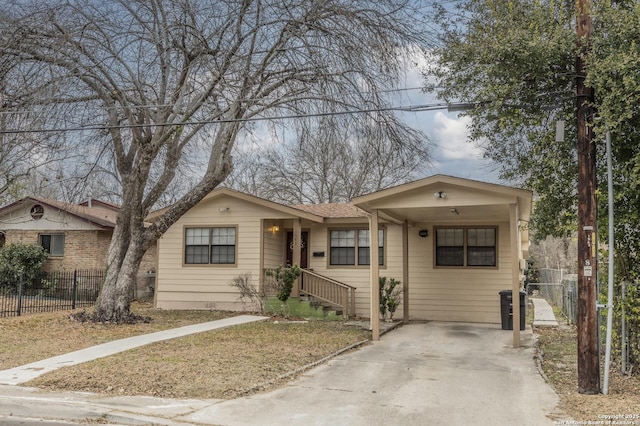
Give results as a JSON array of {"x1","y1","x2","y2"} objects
[
  {"x1": 435, "y1": 227, "x2": 497, "y2": 267},
  {"x1": 185, "y1": 227, "x2": 236, "y2": 265},
  {"x1": 330, "y1": 229, "x2": 384, "y2": 266},
  {"x1": 39, "y1": 234, "x2": 65, "y2": 256}
]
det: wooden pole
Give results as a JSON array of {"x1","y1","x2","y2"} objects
[{"x1": 576, "y1": 0, "x2": 600, "y2": 394}]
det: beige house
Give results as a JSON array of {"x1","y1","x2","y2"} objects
[{"x1": 155, "y1": 175, "x2": 532, "y2": 346}]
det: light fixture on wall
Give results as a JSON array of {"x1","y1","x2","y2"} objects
[
  {"x1": 270, "y1": 225, "x2": 280, "y2": 234},
  {"x1": 418, "y1": 229, "x2": 429, "y2": 238},
  {"x1": 434, "y1": 191, "x2": 447, "y2": 199},
  {"x1": 450, "y1": 208, "x2": 459, "y2": 216}
]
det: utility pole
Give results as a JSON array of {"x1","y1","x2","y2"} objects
[{"x1": 576, "y1": 0, "x2": 600, "y2": 394}]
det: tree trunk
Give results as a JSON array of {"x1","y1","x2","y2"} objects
[{"x1": 94, "y1": 225, "x2": 146, "y2": 322}]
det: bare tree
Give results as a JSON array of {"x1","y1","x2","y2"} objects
[
  {"x1": 529, "y1": 235, "x2": 578, "y2": 274},
  {"x1": 1, "y1": 0, "x2": 433, "y2": 321},
  {"x1": 0, "y1": 73, "x2": 66, "y2": 204},
  {"x1": 227, "y1": 113, "x2": 430, "y2": 204}
]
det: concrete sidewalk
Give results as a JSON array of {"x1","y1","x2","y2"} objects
[
  {"x1": 531, "y1": 297, "x2": 559, "y2": 327},
  {"x1": 0, "y1": 322, "x2": 567, "y2": 425},
  {"x1": 0, "y1": 315, "x2": 269, "y2": 386}
]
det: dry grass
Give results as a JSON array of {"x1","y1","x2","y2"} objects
[
  {"x1": 536, "y1": 323, "x2": 640, "y2": 421},
  {"x1": 0, "y1": 303, "x2": 370, "y2": 400},
  {"x1": 0, "y1": 302, "x2": 236, "y2": 370}
]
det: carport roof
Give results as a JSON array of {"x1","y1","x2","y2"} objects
[{"x1": 352, "y1": 174, "x2": 532, "y2": 225}]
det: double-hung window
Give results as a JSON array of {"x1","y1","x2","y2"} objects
[
  {"x1": 435, "y1": 227, "x2": 497, "y2": 267},
  {"x1": 39, "y1": 234, "x2": 65, "y2": 256},
  {"x1": 330, "y1": 229, "x2": 384, "y2": 266},
  {"x1": 185, "y1": 227, "x2": 236, "y2": 265}
]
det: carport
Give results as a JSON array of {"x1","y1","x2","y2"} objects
[{"x1": 352, "y1": 175, "x2": 532, "y2": 347}]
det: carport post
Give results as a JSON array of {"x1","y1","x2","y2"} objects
[
  {"x1": 402, "y1": 220, "x2": 409, "y2": 321},
  {"x1": 510, "y1": 204, "x2": 521, "y2": 348},
  {"x1": 291, "y1": 218, "x2": 302, "y2": 298},
  {"x1": 370, "y1": 209, "x2": 380, "y2": 341}
]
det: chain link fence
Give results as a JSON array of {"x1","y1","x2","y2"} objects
[{"x1": 527, "y1": 268, "x2": 577, "y2": 324}]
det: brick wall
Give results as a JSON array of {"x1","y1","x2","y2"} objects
[{"x1": 3, "y1": 229, "x2": 110, "y2": 271}]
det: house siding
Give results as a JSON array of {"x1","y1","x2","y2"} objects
[
  {"x1": 155, "y1": 195, "x2": 297, "y2": 311},
  {"x1": 157, "y1": 210, "x2": 515, "y2": 322},
  {"x1": 304, "y1": 222, "x2": 404, "y2": 317},
  {"x1": 407, "y1": 221, "x2": 512, "y2": 323}
]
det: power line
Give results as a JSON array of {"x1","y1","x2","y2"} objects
[
  {"x1": 0, "y1": 101, "x2": 457, "y2": 135},
  {"x1": 0, "y1": 87, "x2": 431, "y2": 116}
]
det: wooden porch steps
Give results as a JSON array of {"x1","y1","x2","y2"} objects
[
  {"x1": 299, "y1": 295, "x2": 342, "y2": 318},
  {"x1": 299, "y1": 269, "x2": 356, "y2": 319}
]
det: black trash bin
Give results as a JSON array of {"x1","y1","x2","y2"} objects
[{"x1": 499, "y1": 290, "x2": 526, "y2": 330}]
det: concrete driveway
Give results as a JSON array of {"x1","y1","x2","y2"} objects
[{"x1": 181, "y1": 322, "x2": 566, "y2": 425}]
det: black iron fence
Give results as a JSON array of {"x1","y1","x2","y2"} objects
[{"x1": 0, "y1": 269, "x2": 104, "y2": 318}]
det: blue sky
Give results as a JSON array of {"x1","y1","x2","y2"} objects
[
  {"x1": 394, "y1": 62, "x2": 502, "y2": 184},
  {"x1": 402, "y1": 108, "x2": 501, "y2": 183}
]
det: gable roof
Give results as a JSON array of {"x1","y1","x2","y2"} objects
[
  {"x1": 146, "y1": 187, "x2": 326, "y2": 223},
  {"x1": 352, "y1": 174, "x2": 532, "y2": 223},
  {"x1": 0, "y1": 197, "x2": 118, "y2": 230},
  {"x1": 148, "y1": 176, "x2": 532, "y2": 226}
]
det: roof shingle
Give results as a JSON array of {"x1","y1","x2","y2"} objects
[{"x1": 291, "y1": 203, "x2": 367, "y2": 218}]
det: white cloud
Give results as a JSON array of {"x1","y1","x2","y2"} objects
[{"x1": 431, "y1": 112, "x2": 483, "y2": 160}]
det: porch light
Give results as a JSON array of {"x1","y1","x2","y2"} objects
[
  {"x1": 450, "y1": 208, "x2": 459, "y2": 216},
  {"x1": 270, "y1": 225, "x2": 280, "y2": 234},
  {"x1": 434, "y1": 191, "x2": 447, "y2": 199},
  {"x1": 418, "y1": 229, "x2": 429, "y2": 238}
]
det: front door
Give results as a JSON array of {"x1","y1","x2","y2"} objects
[{"x1": 286, "y1": 231, "x2": 308, "y2": 269}]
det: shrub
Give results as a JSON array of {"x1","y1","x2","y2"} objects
[
  {"x1": 379, "y1": 276, "x2": 402, "y2": 320},
  {"x1": 266, "y1": 265, "x2": 301, "y2": 302},
  {"x1": 0, "y1": 243, "x2": 48, "y2": 291},
  {"x1": 229, "y1": 273, "x2": 265, "y2": 313}
]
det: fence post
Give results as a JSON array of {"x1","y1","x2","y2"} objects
[
  {"x1": 72, "y1": 270, "x2": 78, "y2": 310},
  {"x1": 17, "y1": 271, "x2": 23, "y2": 316}
]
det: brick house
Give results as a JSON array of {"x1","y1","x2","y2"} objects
[{"x1": 0, "y1": 197, "x2": 156, "y2": 297}]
